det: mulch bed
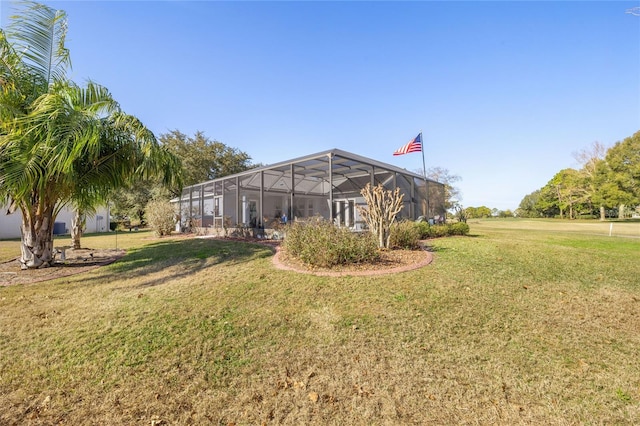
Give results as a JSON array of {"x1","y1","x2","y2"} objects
[
  {"x1": 272, "y1": 244, "x2": 433, "y2": 276},
  {"x1": 205, "y1": 236, "x2": 434, "y2": 276},
  {"x1": 0, "y1": 248, "x2": 126, "y2": 287}
]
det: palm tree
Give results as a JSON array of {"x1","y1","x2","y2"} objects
[{"x1": 0, "y1": 2, "x2": 181, "y2": 268}]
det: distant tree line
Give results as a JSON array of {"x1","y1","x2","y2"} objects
[
  {"x1": 516, "y1": 130, "x2": 640, "y2": 219},
  {"x1": 463, "y1": 206, "x2": 514, "y2": 219}
]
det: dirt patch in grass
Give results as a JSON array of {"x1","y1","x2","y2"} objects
[{"x1": 0, "y1": 248, "x2": 125, "y2": 286}]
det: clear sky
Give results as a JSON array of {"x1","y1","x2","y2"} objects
[{"x1": 2, "y1": 1, "x2": 639, "y2": 211}]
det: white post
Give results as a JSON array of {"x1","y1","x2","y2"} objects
[
  {"x1": 609, "y1": 222, "x2": 613, "y2": 237},
  {"x1": 242, "y1": 195, "x2": 247, "y2": 225}
]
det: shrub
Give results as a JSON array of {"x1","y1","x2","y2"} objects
[
  {"x1": 415, "y1": 221, "x2": 430, "y2": 239},
  {"x1": 389, "y1": 220, "x2": 421, "y2": 249},
  {"x1": 283, "y1": 219, "x2": 379, "y2": 268},
  {"x1": 146, "y1": 200, "x2": 176, "y2": 237},
  {"x1": 416, "y1": 222, "x2": 470, "y2": 238},
  {"x1": 421, "y1": 224, "x2": 449, "y2": 238},
  {"x1": 448, "y1": 222, "x2": 470, "y2": 236}
]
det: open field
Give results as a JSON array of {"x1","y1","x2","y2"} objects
[
  {"x1": 472, "y1": 218, "x2": 640, "y2": 238},
  {"x1": 1, "y1": 221, "x2": 639, "y2": 424}
]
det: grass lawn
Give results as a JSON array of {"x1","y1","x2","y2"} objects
[{"x1": 1, "y1": 221, "x2": 639, "y2": 424}]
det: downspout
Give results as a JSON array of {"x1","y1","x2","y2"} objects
[
  {"x1": 328, "y1": 153, "x2": 334, "y2": 222},
  {"x1": 259, "y1": 170, "x2": 264, "y2": 228},
  {"x1": 290, "y1": 163, "x2": 295, "y2": 221}
]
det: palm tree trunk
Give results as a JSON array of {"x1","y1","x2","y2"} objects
[
  {"x1": 19, "y1": 206, "x2": 56, "y2": 269},
  {"x1": 71, "y1": 209, "x2": 85, "y2": 249}
]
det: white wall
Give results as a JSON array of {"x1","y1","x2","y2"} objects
[{"x1": 0, "y1": 206, "x2": 110, "y2": 240}]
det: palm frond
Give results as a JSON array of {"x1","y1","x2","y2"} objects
[{"x1": 6, "y1": 1, "x2": 70, "y2": 88}]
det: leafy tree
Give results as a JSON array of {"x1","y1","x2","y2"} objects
[
  {"x1": 478, "y1": 206, "x2": 491, "y2": 218},
  {"x1": 454, "y1": 204, "x2": 467, "y2": 223},
  {"x1": 109, "y1": 181, "x2": 157, "y2": 225},
  {"x1": 465, "y1": 205, "x2": 492, "y2": 218},
  {"x1": 160, "y1": 130, "x2": 253, "y2": 187},
  {"x1": 573, "y1": 141, "x2": 607, "y2": 219},
  {"x1": 0, "y1": 2, "x2": 180, "y2": 268},
  {"x1": 517, "y1": 190, "x2": 543, "y2": 218},
  {"x1": 536, "y1": 182, "x2": 562, "y2": 217},
  {"x1": 552, "y1": 168, "x2": 591, "y2": 219},
  {"x1": 464, "y1": 206, "x2": 477, "y2": 218},
  {"x1": 593, "y1": 131, "x2": 640, "y2": 218},
  {"x1": 533, "y1": 168, "x2": 591, "y2": 219}
]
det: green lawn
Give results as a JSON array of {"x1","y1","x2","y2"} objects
[{"x1": 1, "y1": 221, "x2": 639, "y2": 425}]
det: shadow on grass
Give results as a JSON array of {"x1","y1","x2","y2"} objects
[
  {"x1": 422, "y1": 245, "x2": 449, "y2": 253},
  {"x1": 86, "y1": 238, "x2": 274, "y2": 289}
]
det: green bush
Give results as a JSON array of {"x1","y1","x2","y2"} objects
[
  {"x1": 283, "y1": 219, "x2": 379, "y2": 268},
  {"x1": 448, "y1": 222, "x2": 470, "y2": 236},
  {"x1": 419, "y1": 224, "x2": 448, "y2": 238},
  {"x1": 415, "y1": 221, "x2": 430, "y2": 238},
  {"x1": 389, "y1": 220, "x2": 421, "y2": 249},
  {"x1": 416, "y1": 221, "x2": 470, "y2": 238}
]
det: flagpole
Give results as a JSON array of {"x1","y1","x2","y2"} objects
[
  {"x1": 420, "y1": 131, "x2": 430, "y2": 220},
  {"x1": 420, "y1": 131, "x2": 426, "y2": 180}
]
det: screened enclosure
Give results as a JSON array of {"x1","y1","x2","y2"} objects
[{"x1": 173, "y1": 149, "x2": 445, "y2": 233}]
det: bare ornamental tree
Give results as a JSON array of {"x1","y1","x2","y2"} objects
[{"x1": 357, "y1": 183, "x2": 404, "y2": 249}]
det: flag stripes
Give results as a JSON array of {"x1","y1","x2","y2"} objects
[{"x1": 393, "y1": 133, "x2": 422, "y2": 156}]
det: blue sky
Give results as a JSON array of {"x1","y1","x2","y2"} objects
[{"x1": 2, "y1": 1, "x2": 639, "y2": 210}]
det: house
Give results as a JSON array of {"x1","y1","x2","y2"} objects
[
  {"x1": 174, "y1": 149, "x2": 445, "y2": 236},
  {"x1": 0, "y1": 205, "x2": 110, "y2": 240}
]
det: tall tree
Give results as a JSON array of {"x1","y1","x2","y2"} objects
[
  {"x1": 535, "y1": 183, "x2": 562, "y2": 218},
  {"x1": 573, "y1": 141, "x2": 607, "y2": 219},
  {"x1": 517, "y1": 190, "x2": 543, "y2": 218},
  {"x1": 553, "y1": 168, "x2": 590, "y2": 219},
  {"x1": 160, "y1": 130, "x2": 253, "y2": 187},
  {"x1": 109, "y1": 180, "x2": 158, "y2": 225},
  {"x1": 465, "y1": 206, "x2": 493, "y2": 218},
  {"x1": 593, "y1": 131, "x2": 640, "y2": 218},
  {"x1": 0, "y1": 2, "x2": 180, "y2": 267}
]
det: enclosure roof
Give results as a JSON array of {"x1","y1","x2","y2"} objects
[{"x1": 181, "y1": 148, "x2": 440, "y2": 191}]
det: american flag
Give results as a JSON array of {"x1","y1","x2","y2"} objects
[{"x1": 393, "y1": 133, "x2": 422, "y2": 156}]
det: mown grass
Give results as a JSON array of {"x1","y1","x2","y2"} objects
[
  {"x1": 0, "y1": 238, "x2": 21, "y2": 263},
  {"x1": 0, "y1": 221, "x2": 639, "y2": 425}
]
